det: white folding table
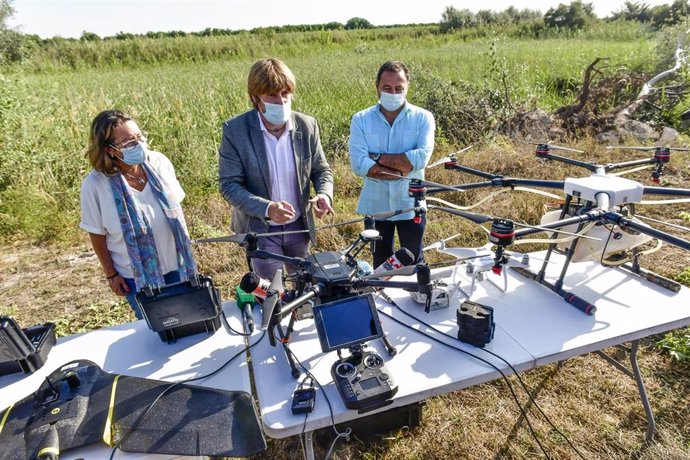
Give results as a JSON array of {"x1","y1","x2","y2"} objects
[
  {"x1": 0, "y1": 302, "x2": 251, "y2": 460},
  {"x1": 248, "y1": 252, "x2": 690, "y2": 458}
]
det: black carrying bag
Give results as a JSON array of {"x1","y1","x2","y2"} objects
[{"x1": 136, "y1": 274, "x2": 223, "y2": 344}]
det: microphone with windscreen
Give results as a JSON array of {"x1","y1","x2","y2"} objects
[
  {"x1": 373, "y1": 248, "x2": 415, "y2": 280},
  {"x1": 261, "y1": 269, "x2": 284, "y2": 329},
  {"x1": 240, "y1": 272, "x2": 273, "y2": 300}
]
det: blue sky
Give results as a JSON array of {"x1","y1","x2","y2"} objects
[{"x1": 8, "y1": 0, "x2": 674, "y2": 39}]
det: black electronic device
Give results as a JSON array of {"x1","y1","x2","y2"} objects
[
  {"x1": 0, "y1": 317, "x2": 56, "y2": 376},
  {"x1": 312, "y1": 294, "x2": 397, "y2": 412},
  {"x1": 291, "y1": 388, "x2": 316, "y2": 415},
  {"x1": 136, "y1": 274, "x2": 222, "y2": 343},
  {"x1": 308, "y1": 251, "x2": 356, "y2": 284},
  {"x1": 330, "y1": 349, "x2": 397, "y2": 413},
  {"x1": 313, "y1": 294, "x2": 383, "y2": 353},
  {"x1": 0, "y1": 359, "x2": 266, "y2": 459},
  {"x1": 457, "y1": 300, "x2": 495, "y2": 347}
]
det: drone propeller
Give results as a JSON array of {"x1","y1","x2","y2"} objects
[
  {"x1": 435, "y1": 243, "x2": 493, "y2": 260},
  {"x1": 422, "y1": 232, "x2": 464, "y2": 251},
  {"x1": 426, "y1": 146, "x2": 473, "y2": 169},
  {"x1": 261, "y1": 269, "x2": 284, "y2": 329},
  {"x1": 426, "y1": 205, "x2": 600, "y2": 241},
  {"x1": 193, "y1": 230, "x2": 307, "y2": 245},
  {"x1": 193, "y1": 208, "x2": 421, "y2": 245},
  {"x1": 606, "y1": 145, "x2": 690, "y2": 152},
  {"x1": 515, "y1": 139, "x2": 585, "y2": 153}
]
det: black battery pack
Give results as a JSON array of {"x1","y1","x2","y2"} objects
[
  {"x1": 457, "y1": 300, "x2": 495, "y2": 347},
  {"x1": 291, "y1": 388, "x2": 316, "y2": 414}
]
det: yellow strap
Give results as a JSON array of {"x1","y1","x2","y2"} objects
[
  {"x1": 0, "y1": 404, "x2": 13, "y2": 436},
  {"x1": 102, "y1": 375, "x2": 121, "y2": 446},
  {"x1": 37, "y1": 447, "x2": 59, "y2": 456}
]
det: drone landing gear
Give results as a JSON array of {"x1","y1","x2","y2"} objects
[{"x1": 620, "y1": 248, "x2": 682, "y2": 293}]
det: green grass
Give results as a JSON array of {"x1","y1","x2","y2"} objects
[{"x1": 0, "y1": 30, "x2": 659, "y2": 242}]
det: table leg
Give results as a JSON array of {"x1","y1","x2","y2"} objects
[
  {"x1": 629, "y1": 340, "x2": 656, "y2": 443},
  {"x1": 596, "y1": 340, "x2": 656, "y2": 443},
  {"x1": 304, "y1": 431, "x2": 315, "y2": 460}
]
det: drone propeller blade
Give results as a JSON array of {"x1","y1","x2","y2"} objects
[
  {"x1": 427, "y1": 156, "x2": 454, "y2": 169},
  {"x1": 605, "y1": 146, "x2": 653, "y2": 151},
  {"x1": 512, "y1": 222, "x2": 601, "y2": 241},
  {"x1": 438, "y1": 245, "x2": 493, "y2": 260},
  {"x1": 548, "y1": 144, "x2": 585, "y2": 153},
  {"x1": 261, "y1": 269, "x2": 284, "y2": 329},
  {"x1": 193, "y1": 234, "x2": 247, "y2": 244},
  {"x1": 427, "y1": 205, "x2": 493, "y2": 224},
  {"x1": 422, "y1": 232, "x2": 464, "y2": 251},
  {"x1": 515, "y1": 139, "x2": 584, "y2": 153},
  {"x1": 367, "y1": 207, "x2": 418, "y2": 220},
  {"x1": 422, "y1": 179, "x2": 466, "y2": 193},
  {"x1": 315, "y1": 217, "x2": 365, "y2": 230},
  {"x1": 426, "y1": 146, "x2": 472, "y2": 169},
  {"x1": 635, "y1": 215, "x2": 690, "y2": 233}
]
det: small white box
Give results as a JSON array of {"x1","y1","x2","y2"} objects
[{"x1": 564, "y1": 174, "x2": 644, "y2": 207}]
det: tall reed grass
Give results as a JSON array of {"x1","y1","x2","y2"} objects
[{"x1": 0, "y1": 24, "x2": 661, "y2": 241}]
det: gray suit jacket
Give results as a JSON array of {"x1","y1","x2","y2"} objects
[{"x1": 218, "y1": 109, "x2": 334, "y2": 243}]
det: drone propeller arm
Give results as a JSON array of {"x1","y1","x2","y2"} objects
[
  {"x1": 249, "y1": 249, "x2": 308, "y2": 269},
  {"x1": 426, "y1": 178, "x2": 565, "y2": 195},
  {"x1": 426, "y1": 205, "x2": 493, "y2": 224},
  {"x1": 445, "y1": 163, "x2": 500, "y2": 180},
  {"x1": 605, "y1": 157, "x2": 656, "y2": 172},
  {"x1": 642, "y1": 186, "x2": 690, "y2": 198},
  {"x1": 513, "y1": 211, "x2": 604, "y2": 238},
  {"x1": 604, "y1": 212, "x2": 690, "y2": 251},
  {"x1": 537, "y1": 151, "x2": 599, "y2": 173}
]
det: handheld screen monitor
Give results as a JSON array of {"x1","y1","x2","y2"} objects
[{"x1": 313, "y1": 294, "x2": 383, "y2": 353}]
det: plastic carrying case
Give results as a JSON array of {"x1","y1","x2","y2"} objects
[{"x1": 136, "y1": 274, "x2": 222, "y2": 344}]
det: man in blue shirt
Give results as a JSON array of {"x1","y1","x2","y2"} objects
[{"x1": 349, "y1": 60, "x2": 435, "y2": 267}]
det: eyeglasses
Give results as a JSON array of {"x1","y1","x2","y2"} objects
[{"x1": 110, "y1": 132, "x2": 147, "y2": 150}]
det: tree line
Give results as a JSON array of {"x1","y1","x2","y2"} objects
[
  {"x1": 2, "y1": 1, "x2": 690, "y2": 66},
  {"x1": 440, "y1": 1, "x2": 690, "y2": 33}
]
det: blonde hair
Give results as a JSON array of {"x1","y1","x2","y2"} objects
[
  {"x1": 247, "y1": 58, "x2": 297, "y2": 109},
  {"x1": 86, "y1": 109, "x2": 132, "y2": 174}
]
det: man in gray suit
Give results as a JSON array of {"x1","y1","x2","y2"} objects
[{"x1": 219, "y1": 58, "x2": 334, "y2": 279}]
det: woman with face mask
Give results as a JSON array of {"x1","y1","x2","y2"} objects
[{"x1": 80, "y1": 109, "x2": 197, "y2": 319}]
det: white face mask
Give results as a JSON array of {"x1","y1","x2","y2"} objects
[
  {"x1": 262, "y1": 99, "x2": 291, "y2": 125},
  {"x1": 379, "y1": 91, "x2": 406, "y2": 112}
]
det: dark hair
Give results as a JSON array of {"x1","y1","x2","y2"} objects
[
  {"x1": 376, "y1": 61, "x2": 410, "y2": 87},
  {"x1": 86, "y1": 109, "x2": 133, "y2": 174}
]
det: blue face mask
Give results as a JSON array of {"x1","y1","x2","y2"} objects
[
  {"x1": 262, "y1": 99, "x2": 291, "y2": 126},
  {"x1": 116, "y1": 142, "x2": 147, "y2": 165},
  {"x1": 379, "y1": 91, "x2": 406, "y2": 112}
]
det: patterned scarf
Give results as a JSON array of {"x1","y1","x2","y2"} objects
[{"x1": 108, "y1": 162, "x2": 197, "y2": 292}]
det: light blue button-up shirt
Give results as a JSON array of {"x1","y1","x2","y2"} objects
[{"x1": 349, "y1": 102, "x2": 435, "y2": 221}]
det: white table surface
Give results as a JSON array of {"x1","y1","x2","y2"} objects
[
  {"x1": 0, "y1": 301, "x2": 250, "y2": 460},
  {"x1": 249, "y1": 251, "x2": 690, "y2": 439}
]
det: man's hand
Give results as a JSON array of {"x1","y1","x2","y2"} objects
[
  {"x1": 309, "y1": 194, "x2": 334, "y2": 219},
  {"x1": 376, "y1": 153, "x2": 413, "y2": 173},
  {"x1": 267, "y1": 201, "x2": 296, "y2": 224},
  {"x1": 367, "y1": 163, "x2": 405, "y2": 180}
]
